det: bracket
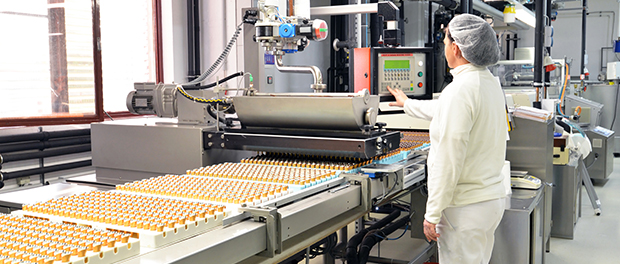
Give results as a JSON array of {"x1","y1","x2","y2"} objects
[
  {"x1": 341, "y1": 173, "x2": 372, "y2": 213},
  {"x1": 238, "y1": 206, "x2": 282, "y2": 257}
]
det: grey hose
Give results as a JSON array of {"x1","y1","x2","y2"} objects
[{"x1": 185, "y1": 21, "x2": 244, "y2": 85}]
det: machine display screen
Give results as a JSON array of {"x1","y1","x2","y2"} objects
[{"x1": 384, "y1": 60, "x2": 410, "y2": 69}]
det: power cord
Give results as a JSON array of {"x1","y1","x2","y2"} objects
[
  {"x1": 610, "y1": 82, "x2": 619, "y2": 130},
  {"x1": 104, "y1": 111, "x2": 114, "y2": 121},
  {"x1": 373, "y1": 224, "x2": 410, "y2": 241}
]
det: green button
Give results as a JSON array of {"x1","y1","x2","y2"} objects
[{"x1": 418, "y1": 72, "x2": 423, "y2": 77}]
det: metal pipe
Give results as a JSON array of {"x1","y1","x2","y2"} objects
[
  {"x1": 310, "y1": 3, "x2": 378, "y2": 16},
  {"x1": 187, "y1": 0, "x2": 200, "y2": 81},
  {"x1": 369, "y1": 0, "x2": 380, "y2": 47},
  {"x1": 601, "y1": 46, "x2": 614, "y2": 72},
  {"x1": 0, "y1": 136, "x2": 91, "y2": 154},
  {"x1": 460, "y1": 0, "x2": 472, "y2": 14},
  {"x1": 581, "y1": 0, "x2": 588, "y2": 80},
  {"x1": 0, "y1": 160, "x2": 92, "y2": 182},
  {"x1": 366, "y1": 256, "x2": 409, "y2": 264},
  {"x1": 0, "y1": 145, "x2": 91, "y2": 164},
  {"x1": 514, "y1": 33, "x2": 518, "y2": 50},
  {"x1": 569, "y1": 80, "x2": 604, "y2": 85},
  {"x1": 533, "y1": 0, "x2": 545, "y2": 107},
  {"x1": 545, "y1": 0, "x2": 552, "y2": 98},
  {"x1": 431, "y1": 0, "x2": 458, "y2": 10},
  {"x1": 506, "y1": 34, "x2": 511, "y2": 60},
  {"x1": 0, "y1": 129, "x2": 90, "y2": 144},
  {"x1": 556, "y1": 7, "x2": 585, "y2": 12},
  {"x1": 275, "y1": 55, "x2": 325, "y2": 91},
  {"x1": 427, "y1": 1, "x2": 433, "y2": 46}
]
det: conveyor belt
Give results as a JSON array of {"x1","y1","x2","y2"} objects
[{"x1": 0, "y1": 130, "x2": 430, "y2": 263}]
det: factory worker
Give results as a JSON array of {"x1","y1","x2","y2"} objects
[{"x1": 387, "y1": 14, "x2": 507, "y2": 264}]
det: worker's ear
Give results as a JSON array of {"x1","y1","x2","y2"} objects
[{"x1": 452, "y1": 43, "x2": 462, "y2": 59}]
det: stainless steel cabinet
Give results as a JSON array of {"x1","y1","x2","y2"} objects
[
  {"x1": 491, "y1": 187, "x2": 547, "y2": 264},
  {"x1": 551, "y1": 161, "x2": 580, "y2": 239}
]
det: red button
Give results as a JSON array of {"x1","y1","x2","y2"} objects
[{"x1": 417, "y1": 82, "x2": 423, "y2": 87}]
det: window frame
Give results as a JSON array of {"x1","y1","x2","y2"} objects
[{"x1": 1, "y1": 0, "x2": 163, "y2": 127}]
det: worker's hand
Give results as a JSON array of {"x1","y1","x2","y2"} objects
[
  {"x1": 423, "y1": 219, "x2": 440, "y2": 242},
  {"x1": 387, "y1": 86, "x2": 408, "y2": 107}
]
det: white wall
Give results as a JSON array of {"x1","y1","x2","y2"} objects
[
  {"x1": 199, "y1": 0, "x2": 335, "y2": 93},
  {"x1": 518, "y1": 0, "x2": 620, "y2": 79},
  {"x1": 201, "y1": 0, "x2": 253, "y2": 87},
  {"x1": 162, "y1": 0, "x2": 188, "y2": 83},
  {"x1": 513, "y1": 0, "x2": 620, "y2": 134}
]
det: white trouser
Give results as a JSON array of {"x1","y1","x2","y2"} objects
[{"x1": 436, "y1": 198, "x2": 506, "y2": 264}]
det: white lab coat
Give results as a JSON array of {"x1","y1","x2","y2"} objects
[{"x1": 403, "y1": 63, "x2": 507, "y2": 263}]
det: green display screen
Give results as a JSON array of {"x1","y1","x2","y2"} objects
[{"x1": 384, "y1": 60, "x2": 410, "y2": 69}]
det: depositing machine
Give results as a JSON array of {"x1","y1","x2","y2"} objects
[{"x1": 0, "y1": 1, "x2": 434, "y2": 263}]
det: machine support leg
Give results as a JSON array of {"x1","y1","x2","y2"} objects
[
  {"x1": 578, "y1": 175, "x2": 582, "y2": 218},
  {"x1": 408, "y1": 241, "x2": 437, "y2": 264},
  {"x1": 339, "y1": 226, "x2": 348, "y2": 244},
  {"x1": 366, "y1": 256, "x2": 409, "y2": 264},
  {"x1": 578, "y1": 158, "x2": 602, "y2": 215}
]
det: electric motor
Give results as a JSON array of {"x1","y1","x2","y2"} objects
[{"x1": 126, "y1": 82, "x2": 178, "y2": 118}]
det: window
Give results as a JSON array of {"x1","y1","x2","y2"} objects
[
  {"x1": 100, "y1": 0, "x2": 157, "y2": 112},
  {"x1": 0, "y1": 0, "x2": 161, "y2": 126}
]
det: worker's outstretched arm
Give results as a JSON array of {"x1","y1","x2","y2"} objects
[{"x1": 387, "y1": 86, "x2": 437, "y2": 120}]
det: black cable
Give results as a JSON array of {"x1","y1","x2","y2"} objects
[
  {"x1": 206, "y1": 105, "x2": 229, "y2": 127},
  {"x1": 610, "y1": 83, "x2": 619, "y2": 130},
  {"x1": 346, "y1": 208, "x2": 400, "y2": 264},
  {"x1": 586, "y1": 155, "x2": 598, "y2": 169},
  {"x1": 183, "y1": 71, "x2": 244, "y2": 90},
  {"x1": 358, "y1": 215, "x2": 410, "y2": 264}
]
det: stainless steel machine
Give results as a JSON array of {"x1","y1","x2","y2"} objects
[
  {"x1": 584, "y1": 126, "x2": 615, "y2": 181},
  {"x1": 491, "y1": 188, "x2": 548, "y2": 264},
  {"x1": 0, "y1": 1, "x2": 438, "y2": 264},
  {"x1": 489, "y1": 59, "x2": 565, "y2": 92}
]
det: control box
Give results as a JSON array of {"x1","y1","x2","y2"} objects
[
  {"x1": 377, "y1": 52, "x2": 426, "y2": 95},
  {"x1": 607, "y1": 61, "x2": 620, "y2": 80},
  {"x1": 352, "y1": 47, "x2": 433, "y2": 102},
  {"x1": 371, "y1": 47, "x2": 433, "y2": 100}
]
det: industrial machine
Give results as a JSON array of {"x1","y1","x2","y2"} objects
[
  {"x1": 584, "y1": 126, "x2": 615, "y2": 181},
  {"x1": 0, "y1": 1, "x2": 440, "y2": 264},
  {"x1": 350, "y1": 47, "x2": 434, "y2": 130},
  {"x1": 489, "y1": 59, "x2": 566, "y2": 104},
  {"x1": 563, "y1": 95, "x2": 604, "y2": 130}
]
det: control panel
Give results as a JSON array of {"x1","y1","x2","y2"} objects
[
  {"x1": 369, "y1": 47, "x2": 433, "y2": 100},
  {"x1": 377, "y1": 53, "x2": 426, "y2": 96}
]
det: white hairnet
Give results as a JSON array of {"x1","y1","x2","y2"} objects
[{"x1": 448, "y1": 14, "x2": 500, "y2": 67}]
